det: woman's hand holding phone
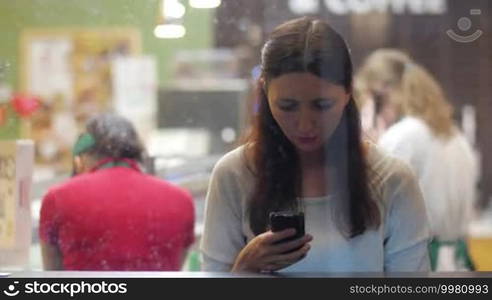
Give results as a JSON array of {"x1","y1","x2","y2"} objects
[{"x1": 231, "y1": 229, "x2": 312, "y2": 273}]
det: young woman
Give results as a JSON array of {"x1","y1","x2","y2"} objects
[
  {"x1": 200, "y1": 17, "x2": 430, "y2": 273},
  {"x1": 376, "y1": 60, "x2": 479, "y2": 271}
]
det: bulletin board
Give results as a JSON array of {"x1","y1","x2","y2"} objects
[{"x1": 19, "y1": 28, "x2": 141, "y2": 172}]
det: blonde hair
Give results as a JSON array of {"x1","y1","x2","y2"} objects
[
  {"x1": 356, "y1": 48, "x2": 412, "y2": 93},
  {"x1": 397, "y1": 63, "x2": 455, "y2": 139},
  {"x1": 356, "y1": 48, "x2": 455, "y2": 139},
  {"x1": 353, "y1": 76, "x2": 370, "y2": 108}
]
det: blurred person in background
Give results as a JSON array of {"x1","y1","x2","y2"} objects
[
  {"x1": 40, "y1": 113, "x2": 195, "y2": 271},
  {"x1": 358, "y1": 49, "x2": 479, "y2": 271},
  {"x1": 355, "y1": 49, "x2": 412, "y2": 141}
]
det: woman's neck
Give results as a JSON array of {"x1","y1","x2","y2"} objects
[
  {"x1": 299, "y1": 148, "x2": 326, "y2": 170},
  {"x1": 299, "y1": 149, "x2": 331, "y2": 198}
]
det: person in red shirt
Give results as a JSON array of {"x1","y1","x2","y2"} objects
[{"x1": 39, "y1": 113, "x2": 195, "y2": 271}]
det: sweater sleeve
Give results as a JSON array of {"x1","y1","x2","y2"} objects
[
  {"x1": 181, "y1": 189, "x2": 196, "y2": 249},
  {"x1": 199, "y1": 151, "x2": 247, "y2": 271},
  {"x1": 39, "y1": 189, "x2": 60, "y2": 245},
  {"x1": 383, "y1": 160, "x2": 431, "y2": 272}
]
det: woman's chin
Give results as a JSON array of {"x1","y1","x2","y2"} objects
[{"x1": 294, "y1": 143, "x2": 323, "y2": 154}]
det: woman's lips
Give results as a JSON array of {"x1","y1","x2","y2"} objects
[{"x1": 297, "y1": 136, "x2": 318, "y2": 145}]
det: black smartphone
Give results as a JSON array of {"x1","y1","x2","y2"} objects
[{"x1": 269, "y1": 211, "x2": 305, "y2": 243}]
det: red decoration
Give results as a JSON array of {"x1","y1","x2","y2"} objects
[{"x1": 11, "y1": 93, "x2": 40, "y2": 118}]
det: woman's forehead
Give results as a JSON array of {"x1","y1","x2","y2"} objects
[{"x1": 267, "y1": 73, "x2": 348, "y2": 99}]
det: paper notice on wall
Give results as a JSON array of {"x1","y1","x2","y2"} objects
[
  {"x1": 29, "y1": 38, "x2": 74, "y2": 103},
  {"x1": 0, "y1": 142, "x2": 17, "y2": 249},
  {"x1": 111, "y1": 56, "x2": 158, "y2": 144}
]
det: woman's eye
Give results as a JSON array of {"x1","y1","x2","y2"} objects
[
  {"x1": 313, "y1": 99, "x2": 335, "y2": 111},
  {"x1": 278, "y1": 101, "x2": 298, "y2": 111},
  {"x1": 280, "y1": 105, "x2": 296, "y2": 111}
]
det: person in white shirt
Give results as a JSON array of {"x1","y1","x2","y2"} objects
[
  {"x1": 360, "y1": 51, "x2": 478, "y2": 271},
  {"x1": 200, "y1": 18, "x2": 430, "y2": 274}
]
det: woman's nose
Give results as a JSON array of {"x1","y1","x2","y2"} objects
[{"x1": 297, "y1": 109, "x2": 315, "y2": 133}]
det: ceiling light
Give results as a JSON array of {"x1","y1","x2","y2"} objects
[
  {"x1": 154, "y1": 24, "x2": 186, "y2": 39},
  {"x1": 189, "y1": 0, "x2": 221, "y2": 9}
]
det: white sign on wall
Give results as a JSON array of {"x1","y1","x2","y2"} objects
[
  {"x1": 29, "y1": 37, "x2": 74, "y2": 104},
  {"x1": 112, "y1": 56, "x2": 158, "y2": 144},
  {"x1": 289, "y1": 0, "x2": 448, "y2": 15}
]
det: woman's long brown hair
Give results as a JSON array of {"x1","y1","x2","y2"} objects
[{"x1": 245, "y1": 17, "x2": 380, "y2": 237}]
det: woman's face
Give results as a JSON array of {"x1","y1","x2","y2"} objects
[{"x1": 267, "y1": 72, "x2": 350, "y2": 154}]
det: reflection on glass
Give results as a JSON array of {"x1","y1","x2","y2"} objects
[{"x1": 0, "y1": 0, "x2": 490, "y2": 274}]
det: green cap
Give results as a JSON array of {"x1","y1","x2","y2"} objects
[{"x1": 73, "y1": 133, "x2": 96, "y2": 156}]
